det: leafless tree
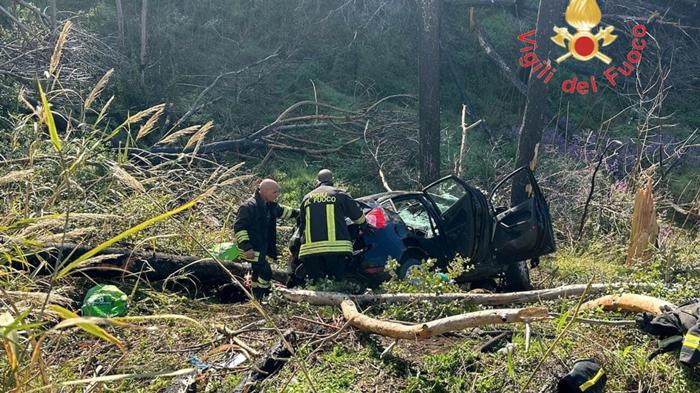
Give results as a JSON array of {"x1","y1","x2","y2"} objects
[
  {"x1": 417, "y1": 0, "x2": 442, "y2": 185},
  {"x1": 140, "y1": 0, "x2": 148, "y2": 85},
  {"x1": 115, "y1": 0, "x2": 125, "y2": 49}
]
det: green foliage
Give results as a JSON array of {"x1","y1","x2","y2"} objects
[
  {"x1": 403, "y1": 342, "x2": 480, "y2": 393},
  {"x1": 281, "y1": 345, "x2": 378, "y2": 393},
  {"x1": 381, "y1": 258, "x2": 463, "y2": 294},
  {"x1": 377, "y1": 258, "x2": 476, "y2": 321}
]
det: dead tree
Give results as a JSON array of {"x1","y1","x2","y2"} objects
[
  {"x1": 140, "y1": 0, "x2": 148, "y2": 85},
  {"x1": 511, "y1": 0, "x2": 562, "y2": 205},
  {"x1": 417, "y1": 0, "x2": 442, "y2": 185},
  {"x1": 50, "y1": 0, "x2": 57, "y2": 31},
  {"x1": 115, "y1": 0, "x2": 125, "y2": 49}
]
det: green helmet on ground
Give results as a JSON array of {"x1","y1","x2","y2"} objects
[{"x1": 81, "y1": 284, "x2": 128, "y2": 317}]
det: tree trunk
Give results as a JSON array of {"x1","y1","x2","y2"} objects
[
  {"x1": 140, "y1": 0, "x2": 148, "y2": 85},
  {"x1": 418, "y1": 0, "x2": 442, "y2": 185},
  {"x1": 50, "y1": 0, "x2": 57, "y2": 31},
  {"x1": 511, "y1": 0, "x2": 562, "y2": 205},
  {"x1": 115, "y1": 0, "x2": 125, "y2": 49}
]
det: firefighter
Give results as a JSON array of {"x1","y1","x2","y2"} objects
[
  {"x1": 233, "y1": 179, "x2": 298, "y2": 298},
  {"x1": 298, "y1": 169, "x2": 367, "y2": 281}
]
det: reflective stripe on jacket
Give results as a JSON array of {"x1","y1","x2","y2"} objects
[
  {"x1": 299, "y1": 184, "x2": 365, "y2": 258},
  {"x1": 680, "y1": 323, "x2": 700, "y2": 368}
]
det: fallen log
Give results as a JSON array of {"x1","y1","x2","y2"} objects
[
  {"x1": 276, "y1": 283, "x2": 656, "y2": 307},
  {"x1": 17, "y1": 242, "x2": 289, "y2": 286},
  {"x1": 341, "y1": 300, "x2": 548, "y2": 340},
  {"x1": 580, "y1": 294, "x2": 676, "y2": 316},
  {"x1": 3, "y1": 290, "x2": 74, "y2": 307},
  {"x1": 233, "y1": 330, "x2": 297, "y2": 393}
]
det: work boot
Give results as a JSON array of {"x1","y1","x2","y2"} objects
[{"x1": 252, "y1": 287, "x2": 270, "y2": 301}]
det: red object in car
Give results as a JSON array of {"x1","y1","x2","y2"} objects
[
  {"x1": 365, "y1": 207, "x2": 387, "y2": 229},
  {"x1": 364, "y1": 266, "x2": 385, "y2": 274}
]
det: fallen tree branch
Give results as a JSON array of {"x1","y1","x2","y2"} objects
[
  {"x1": 341, "y1": 300, "x2": 547, "y2": 340},
  {"x1": 475, "y1": 25, "x2": 527, "y2": 95},
  {"x1": 477, "y1": 331, "x2": 512, "y2": 353},
  {"x1": 167, "y1": 51, "x2": 280, "y2": 133},
  {"x1": 276, "y1": 283, "x2": 656, "y2": 307},
  {"x1": 0, "y1": 5, "x2": 29, "y2": 33},
  {"x1": 580, "y1": 293, "x2": 676, "y2": 315},
  {"x1": 3, "y1": 290, "x2": 74, "y2": 307},
  {"x1": 670, "y1": 202, "x2": 700, "y2": 222},
  {"x1": 16, "y1": 242, "x2": 289, "y2": 286},
  {"x1": 363, "y1": 120, "x2": 393, "y2": 192}
]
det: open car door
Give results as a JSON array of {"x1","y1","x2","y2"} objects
[
  {"x1": 422, "y1": 175, "x2": 492, "y2": 264},
  {"x1": 488, "y1": 167, "x2": 555, "y2": 264}
]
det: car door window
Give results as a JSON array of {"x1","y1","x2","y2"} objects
[
  {"x1": 424, "y1": 178, "x2": 468, "y2": 215},
  {"x1": 390, "y1": 198, "x2": 437, "y2": 238}
]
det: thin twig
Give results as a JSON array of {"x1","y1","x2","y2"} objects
[{"x1": 520, "y1": 278, "x2": 594, "y2": 393}]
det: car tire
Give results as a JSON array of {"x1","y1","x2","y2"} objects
[
  {"x1": 504, "y1": 260, "x2": 532, "y2": 292},
  {"x1": 398, "y1": 258, "x2": 422, "y2": 280}
]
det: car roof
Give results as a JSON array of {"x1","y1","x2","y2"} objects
[{"x1": 356, "y1": 190, "x2": 424, "y2": 203}]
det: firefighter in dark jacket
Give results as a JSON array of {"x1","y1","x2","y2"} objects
[
  {"x1": 234, "y1": 179, "x2": 298, "y2": 297},
  {"x1": 298, "y1": 169, "x2": 367, "y2": 280}
]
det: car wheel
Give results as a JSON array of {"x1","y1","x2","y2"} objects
[
  {"x1": 504, "y1": 260, "x2": 532, "y2": 292},
  {"x1": 398, "y1": 258, "x2": 422, "y2": 281}
]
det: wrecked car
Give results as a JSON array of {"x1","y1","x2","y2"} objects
[{"x1": 290, "y1": 167, "x2": 555, "y2": 290}]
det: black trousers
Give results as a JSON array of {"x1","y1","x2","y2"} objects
[
  {"x1": 250, "y1": 251, "x2": 272, "y2": 299},
  {"x1": 300, "y1": 254, "x2": 350, "y2": 281}
]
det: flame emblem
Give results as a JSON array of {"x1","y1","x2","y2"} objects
[{"x1": 551, "y1": 0, "x2": 617, "y2": 64}]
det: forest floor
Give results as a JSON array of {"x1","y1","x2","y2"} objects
[{"x1": 5, "y1": 241, "x2": 699, "y2": 393}]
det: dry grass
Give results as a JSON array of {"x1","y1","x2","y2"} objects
[
  {"x1": 185, "y1": 121, "x2": 214, "y2": 150},
  {"x1": 49, "y1": 21, "x2": 73, "y2": 76},
  {"x1": 156, "y1": 125, "x2": 201, "y2": 145},
  {"x1": 84, "y1": 68, "x2": 114, "y2": 111},
  {"x1": 109, "y1": 163, "x2": 145, "y2": 193},
  {"x1": 135, "y1": 105, "x2": 165, "y2": 141},
  {"x1": 125, "y1": 104, "x2": 166, "y2": 125}
]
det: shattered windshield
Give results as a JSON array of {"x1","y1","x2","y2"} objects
[
  {"x1": 389, "y1": 198, "x2": 436, "y2": 237},
  {"x1": 424, "y1": 178, "x2": 467, "y2": 215}
]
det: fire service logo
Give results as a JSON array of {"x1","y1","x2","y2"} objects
[{"x1": 516, "y1": 0, "x2": 648, "y2": 95}]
